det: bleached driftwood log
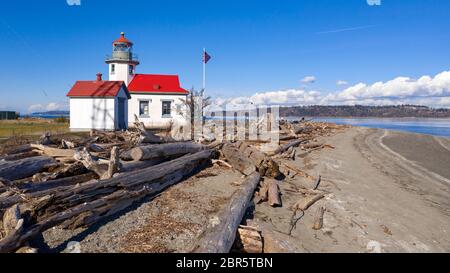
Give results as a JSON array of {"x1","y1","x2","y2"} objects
[
  {"x1": 0, "y1": 156, "x2": 57, "y2": 181},
  {"x1": 194, "y1": 172, "x2": 261, "y2": 253},
  {"x1": 267, "y1": 179, "x2": 281, "y2": 207},
  {"x1": 235, "y1": 142, "x2": 280, "y2": 177},
  {"x1": 0, "y1": 150, "x2": 213, "y2": 253},
  {"x1": 221, "y1": 143, "x2": 256, "y2": 176},
  {"x1": 30, "y1": 144, "x2": 75, "y2": 158},
  {"x1": 130, "y1": 142, "x2": 206, "y2": 161},
  {"x1": 268, "y1": 139, "x2": 308, "y2": 156},
  {"x1": 312, "y1": 206, "x2": 325, "y2": 230}
]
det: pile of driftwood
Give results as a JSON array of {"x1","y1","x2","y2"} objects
[
  {"x1": 0, "y1": 117, "x2": 214, "y2": 253},
  {"x1": 0, "y1": 118, "x2": 344, "y2": 253}
]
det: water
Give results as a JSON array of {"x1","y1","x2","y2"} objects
[{"x1": 292, "y1": 117, "x2": 450, "y2": 138}]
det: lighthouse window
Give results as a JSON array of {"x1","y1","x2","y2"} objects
[
  {"x1": 111, "y1": 64, "x2": 115, "y2": 74},
  {"x1": 162, "y1": 101, "x2": 172, "y2": 117},
  {"x1": 139, "y1": 101, "x2": 149, "y2": 117},
  {"x1": 129, "y1": 65, "x2": 134, "y2": 75}
]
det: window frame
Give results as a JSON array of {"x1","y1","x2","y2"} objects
[
  {"x1": 161, "y1": 100, "x2": 173, "y2": 118},
  {"x1": 129, "y1": 65, "x2": 134, "y2": 75},
  {"x1": 138, "y1": 100, "x2": 150, "y2": 118}
]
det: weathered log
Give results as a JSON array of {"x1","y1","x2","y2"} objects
[
  {"x1": 73, "y1": 148, "x2": 108, "y2": 179},
  {"x1": 0, "y1": 150, "x2": 213, "y2": 252},
  {"x1": 2, "y1": 151, "x2": 40, "y2": 162},
  {"x1": 120, "y1": 149, "x2": 134, "y2": 161},
  {"x1": 31, "y1": 144, "x2": 75, "y2": 158},
  {"x1": 222, "y1": 143, "x2": 256, "y2": 176},
  {"x1": 292, "y1": 193, "x2": 324, "y2": 211},
  {"x1": 269, "y1": 139, "x2": 307, "y2": 156},
  {"x1": 0, "y1": 156, "x2": 57, "y2": 181},
  {"x1": 302, "y1": 142, "x2": 324, "y2": 150},
  {"x1": 255, "y1": 182, "x2": 268, "y2": 204},
  {"x1": 130, "y1": 142, "x2": 206, "y2": 161},
  {"x1": 106, "y1": 147, "x2": 120, "y2": 179},
  {"x1": 4, "y1": 145, "x2": 32, "y2": 155},
  {"x1": 233, "y1": 225, "x2": 263, "y2": 253},
  {"x1": 32, "y1": 162, "x2": 88, "y2": 183},
  {"x1": 39, "y1": 132, "x2": 52, "y2": 145},
  {"x1": 132, "y1": 115, "x2": 165, "y2": 144},
  {"x1": 267, "y1": 179, "x2": 281, "y2": 207},
  {"x1": 235, "y1": 142, "x2": 280, "y2": 178},
  {"x1": 3, "y1": 204, "x2": 20, "y2": 236},
  {"x1": 0, "y1": 173, "x2": 96, "y2": 211},
  {"x1": 194, "y1": 172, "x2": 261, "y2": 253},
  {"x1": 61, "y1": 139, "x2": 76, "y2": 149},
  {"x1": 312, "y1": 206, "x2": 325, "y2": 230}
]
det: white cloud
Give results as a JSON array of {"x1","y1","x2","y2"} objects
[
  {"x1": 322, "y1": 71, "x2": 450, "y2": 107},
  {"x1": 300, "y1": 76, "x2": 316, "y2": 84},
  {"x1": 336, "y1": 80, "x2": 348, "y2": 86},
  {"x1": 211, "y1": 70, "x2": 450, "y2": 109},
  {"x1": 28, "y1": 102, "x2": 68, "y2": 113}
]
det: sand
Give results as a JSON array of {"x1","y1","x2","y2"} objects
[
  {"x1": 41, "y1": 126, "x2": 450, "y2": 253},
  {"x1": 252, "y1": 127, "x2": 450, "y2": 253}
]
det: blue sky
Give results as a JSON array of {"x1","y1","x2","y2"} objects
[{"x1": 0, "y1": 0, "x2": 450, "y2": 113}]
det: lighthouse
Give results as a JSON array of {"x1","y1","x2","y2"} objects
[{"x1": 105, "y1": 32, "x2": 140, "y2": 86}]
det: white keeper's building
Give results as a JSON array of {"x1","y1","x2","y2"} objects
[{"x1": 67, "y1": 32, "x2": 189, "y2": 131}]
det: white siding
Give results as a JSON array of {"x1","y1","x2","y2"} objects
[
  {"x1": 108, "y1": 63, "x2": 135, "y2": 86},
  {"x1": 128, "y1": 93, "x2": 187, "y2": 129},
  {"x1": 69, "y1": 86, "x2": 129, "y2": 131}
]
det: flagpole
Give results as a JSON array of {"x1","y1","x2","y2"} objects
[{"x1": 202, "y1": 48, "x2": 206, "y2": 96}]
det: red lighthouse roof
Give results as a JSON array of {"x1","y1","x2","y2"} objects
[
  {"x1": 113, "y1": 32, "x2": 133, "y2": 46},
  {"x1": 66, "y1": 74, "x2": 131, "y2": 99},
  {"x1": 128, "y1": 74, "x2": 189, "y2": 94}
]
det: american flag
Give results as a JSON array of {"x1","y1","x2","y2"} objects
[{"x1": 203, "y1": 51, "x2": 211, "y2": 64}]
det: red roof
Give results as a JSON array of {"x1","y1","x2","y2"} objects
[
  {"x1": 113, "y1": 32, "x2": 133, "y2": 46},
  {"x1": 128, "y1": 74, "x2": 189, "y2": 94},
  {"x1": 66, "y1": 81, "x2": 130, "y2": 99}
]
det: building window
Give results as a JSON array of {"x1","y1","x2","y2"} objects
[
  {"x1": 139, "y1": 101, "x2": 149, "y2": 117},
  {"x1": 111, "y1": 64, "x2": 115, "y2": 74},
  {"x1": 129, "y1": 65, "x2": 134, "y2": 75},
  {"x1": 162, "y1": 101, "x2": 172, "y2": 117}
]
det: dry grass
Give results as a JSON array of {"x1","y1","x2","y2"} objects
[{"x1": 0, "y1": 118, "x2": 69, "y2": 139}]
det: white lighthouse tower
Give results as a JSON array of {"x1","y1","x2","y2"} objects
[{"x1": 106, "y1": 32, "x2": 140, "y2": 86}]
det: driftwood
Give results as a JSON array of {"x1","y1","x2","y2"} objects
[
  {"x1": 255, "y1": 182, "x2": 269, "y2": 204},
  {"x1": 267, "y1": 179, "x2": 281, "y2": 207},
  {"x1": 0, "y1": 150, "x2": 213, "y2": 253},
  {"x1": 32, "y1": 162, "x2": 87, "y2": 183},
  {"x1": 194, "y1": 172, "x2": 261, "y2": 253},
  {"x1": 269, "y1": 139, "x2": 307, "y2": 156},
  {"x1": 302, "y1": 142, "x2": 324, "y2": 150},
  {"x1": 31, "y1": 144, "x2": 75, "y2": 158},
  {"x1": 61, "y1": 139, "x2": 76, "y2": 149},
  {"x1": 235, "y1": 142, "x2": 280, "y2": 178},
  {"x1": 0, "y1": 156, "x2": 57, "y2": 181},
  {"x1": 2, "y1": 204, "x2": 20, "y2": 236},
  {"x1": 2, "y1": 151, "x2": 40, "y2": 162},
  {"x1": 222, "y1": 143, "x2": 256, "y2": 176},
  {"x1": 232, "y1": 225, "x2": 263, "y2": 253},
  {"x1": 312, "y1": 206, "x2": 325, "y2": 230},
  {"x1": 131, "y1": 115, "x2": 165, "y2": 144},
  {"x1": 292, "y1": 193, "x2": 324, "y2": 212},
  {"x1": 39, "y1": 132, "x2": 52, "y2": 145},
  {"x1": 130, "y1": 142, "x2": 206, "y2": 161},
  {"x1": 74, "y1": 147, "x2": 120, "y2": 180}
]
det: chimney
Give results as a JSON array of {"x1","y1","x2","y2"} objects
[{"x1": 96, "y1": 73, "x2": 103, "y2": 81}]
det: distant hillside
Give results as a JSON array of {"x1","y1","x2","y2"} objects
[
  {"x1": 280, "y1": 105, "x2": 450, "y2": 118},
  {"x1": 29, "y1": 111, "x2": 69, "y2": 117}
]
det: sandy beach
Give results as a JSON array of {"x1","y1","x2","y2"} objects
[
  {"x1": 251, "y1": 127, "x2": 450, "y2": 253},
  {"x1": 36, "y1": 126, "x2": 450, "y2": 253}
]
